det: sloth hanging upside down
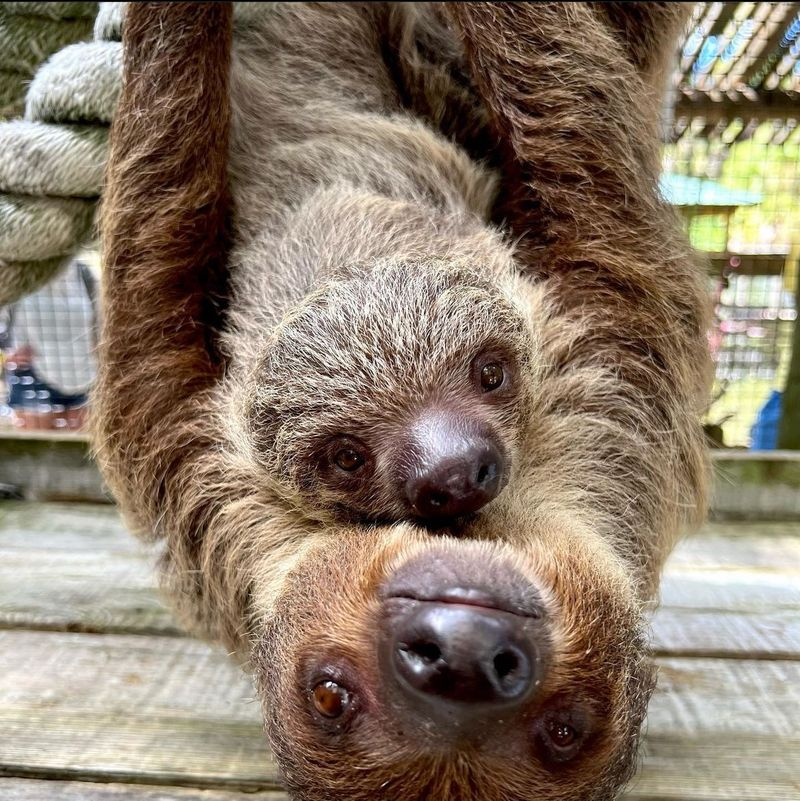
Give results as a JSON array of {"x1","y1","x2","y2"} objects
[{"x1": 93, "y1": 3, "x2": 712, "y2": 800}]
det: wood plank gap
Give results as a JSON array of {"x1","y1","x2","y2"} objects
[
  {"x1": 0, "y1": 619, "x2": 185, "y2": 638},
  {"x1": 0, "y1": 766, "x2": 281, "y2": 795},
  {"x1": 650, "y1": 647, "x2": 800, "y2": 662}
]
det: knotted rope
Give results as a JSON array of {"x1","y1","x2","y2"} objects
[{"x1": 0, "y1": 1, "x2": 123, "y2": 305}]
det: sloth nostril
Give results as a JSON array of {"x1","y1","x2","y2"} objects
[
  {"x1": 405, "y1": 640, "x2": 442, "y2": 664},
  {"x1": 476, "y1": 462, "x2": 496, "y2": 485},
  {"x1": 493, "y1": 649, "x2": 519, "y2": 679},
  {"x1": 427, "y1": 491, "x2": 450, "y2": 508}
]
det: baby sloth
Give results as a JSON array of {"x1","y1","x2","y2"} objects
[
  {"x1": 219, "y1": 1, "x2": 543, "y2": 525},
  {"x1": 241, "y1": 262, "x2": 534, "y2": 523}
]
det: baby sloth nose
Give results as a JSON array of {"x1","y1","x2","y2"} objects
[
  {"x1": 405, "y1": 413, "x2": 506, "y2": 519},
  {"x1": 384, "y1": 601, "x2": 540, "y2": 716}
]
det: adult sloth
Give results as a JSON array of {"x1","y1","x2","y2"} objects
[{"x1": 94, "y1": 4, "x2": 710, "y2": 800}]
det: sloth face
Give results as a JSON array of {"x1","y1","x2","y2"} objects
[
  {"x1": 246, "y1": 262, "x2": 536, "y2": 523},
  {"x1": 252, "y1": 512, "x2": 654, "y2": 801}
]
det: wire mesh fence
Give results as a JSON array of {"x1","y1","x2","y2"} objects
[
  {"x1": 0, "y1": 251, "x2": 98, "y2": 432},
  {"x1": 0, "y1": 2, "x2": 799, "y2": 449},
  {"x1": 668, "y1": 1, "x2": 800, "y2": 448}
]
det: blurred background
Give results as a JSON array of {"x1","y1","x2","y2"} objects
[{"x1": 666, "y1": 1, "x2": 800, "y2": 454}]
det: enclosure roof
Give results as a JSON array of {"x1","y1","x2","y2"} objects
[{"x1": 674, "y1": 1, "x2": 800, "y2": 120}]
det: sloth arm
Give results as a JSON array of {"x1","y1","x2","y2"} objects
[
  {"x1": 96, "y1": 0, "x2": 230, "y2": 513},
  {"x1": 448, "y1": 3, "x2": 707, "y2": 381},
  {"x1": 95, "y1": 2, "x2": 308, "y2": 649},
  {"x1": 447, "y1": 3, "x2": 711, "y2": 591}
]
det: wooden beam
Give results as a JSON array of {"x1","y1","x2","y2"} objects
[
  {"x1": 741, "y1": 1, "x2": 800, "y2": 88},
  {"x1": 675, "y1": 90, "x2": 800, "y2": 123},
  {"x1": 0, "y1": 630, "x2": 798, "y2": 800},
  {"x1": 0, "y1": 779, "x2": 289, "y2": 801}
]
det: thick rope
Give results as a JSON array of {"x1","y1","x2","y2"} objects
[
  {"x1": 0, "y1": 1, "x2": 118, "y2": 305},
  {"x1": 0, "y1": 2, "x2": 264, "y2": 306}
]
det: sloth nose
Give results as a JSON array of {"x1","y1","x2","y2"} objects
[
  {"x1": 384, "y1": 601, "x2": 540, "y2": 717},
  {"x1": 405, "y1": 415, "x2": 505, "y2": 519},
  {"x1": 406, "y1": 441, "x2": 503, "y2": 519}
]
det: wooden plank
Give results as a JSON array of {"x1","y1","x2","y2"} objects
[
  {"x1": 0, "y1": 503, "x2": 178, "y2": 635},
  {"x1": 651, "y1": 607, "x2": 800, "y2": 660},
  {"x1": 0, "y1": 440, "x2": 108, "y2": 503},
  {"x1": 0, "y1": 503, "x2": 129, "y2": 548},
  {"x1": 0, "y1": 631, "x2": 271, "y2": 790},
  {"x1": 0, "y1": 631, "x2": 798, "y2": 800},
  {"x1": 660, "y1": 569, "x2": 800, "y2": 612},
  {"x1": 0, "y1": 779, "x2": 288, "y2": 801},
  {"x1": 668, "y1": 527, "x2": 800, "y2": 571},
  {"x1": 0, "y1": 537, "x2": 179, "y2": 636},
  {"x1": 657, "y1": 526, "x2": 800, "y2": 657},
  {"x1": 630, "y1": 657, "x2": 800, "y2": 801},
  {"x1": 651, "y1": 568, "x2": 800, "y2": 659},
  {"x1": 0, "y1": 631, "x2": 274, "y2": 790},
  {"x1": 2, "y1": 505, "x2": 799, "y2": 656}
]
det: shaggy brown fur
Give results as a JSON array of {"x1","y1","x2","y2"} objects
[
  {"x1": 94, "y1": 3, "x2": 710, "y2": 800},
  {"x1": 449, "y1": 2, "x2": 711, "y2": 593},
  {"x1": 594, "y1": 2, "x2": 691, "y2": 93}
]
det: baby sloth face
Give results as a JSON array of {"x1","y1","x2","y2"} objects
[{"x1": 245, "y1": 262, "x2": 534, "y2": 523}]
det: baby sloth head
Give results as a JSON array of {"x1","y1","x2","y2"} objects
[{"x1": 245, "y1": 262, "x2": 533, "y2": 523}]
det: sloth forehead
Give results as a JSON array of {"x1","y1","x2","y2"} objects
[
  {"x1": 260, "y1": 264, "x2": 529, "y2": 379},
  {"x1": 245, "y1": 262, "x2": 533, "y2": 443}
]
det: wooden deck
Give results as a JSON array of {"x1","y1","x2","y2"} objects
[{"x1": 0, "y1": 502, "x2": 797, "y2": 801}]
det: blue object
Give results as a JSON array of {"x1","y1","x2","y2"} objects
[
  {"x1": 750, "y1": 390, "x2": 782, "y2": 450},
  {"x1": 659, "y1": 174, "x2": 762, "y2": 208}
]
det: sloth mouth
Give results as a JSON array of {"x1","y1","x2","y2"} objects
[
  {"x1": 386, "y1": 588, "x2": 543, "y2": 619},
  {"x1": 381, "y1": 549, "x2": 546, "y2": 621}
]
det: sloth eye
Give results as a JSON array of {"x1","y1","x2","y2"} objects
[
  {"x1": 537, "y1": 716, "x2": 584, "y2": 764},
  {"x1": 549, "y1": 722, "x2": 577, "y2": 748},
  {"x1": 334, "y1": 447, "x2": 365, "y2": 472},
  {"x1": 311, "y1": 680, "x2": 351, "y2": 718},
  {"x1": 322, "y1": 436, "x2": 371, "y2": 478},
  {"x1": 480, "y1": 363, "x2": 504, "y2": 391}
]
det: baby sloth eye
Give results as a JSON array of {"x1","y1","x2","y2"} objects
[
  {"x1": 480, "y1": 362, "x2": 504, "y2": 391},
  {"x1": 311, "y1": 680, "x2": 351, "y2": 718},
  {"x1": 334, "y1": 447, "x2": 365, "y2": 472}
]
